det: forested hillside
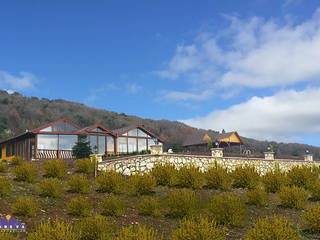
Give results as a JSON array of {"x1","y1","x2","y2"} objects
[{"x1": 0, "y1": 90, "x2": 319, "y2": 158}]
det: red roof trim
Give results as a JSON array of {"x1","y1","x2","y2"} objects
[
  {"x1": 117, "y1": 124, "x2": 165, "y2": 142},
  {"x1": 77, "y1": 123, "x2": 116, "y2": 137},
  {"x1": 31, "y1": 118, "x2": 81, "y2": 134}
]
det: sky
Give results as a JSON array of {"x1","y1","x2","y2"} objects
[{"x1": 1, "y1": 0, "x2": 320, "y2": 145}]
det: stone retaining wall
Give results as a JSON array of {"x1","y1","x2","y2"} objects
[{"x1": 97, "y1": 154, "x2": 320, "y2": 175}]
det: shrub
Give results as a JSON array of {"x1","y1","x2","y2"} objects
[
  {"x1": 245, "y1": 187, "x2": 269, "y2": 207},
  {"x1": 205, "y1": 166, "x2": 232, "y2": 191},
  {"x1": 165, "y1": 189, "x2": 201, "y2": 218},
  {"x1": 246, "y1": 215, "x2": 300, "y2": 240},
  {"x1": 232, "y1": 165, "x2": 260, "y2": 189},
  {"x1": 0, "y1": 162, "x2": 8, "y2": 173},
  {"x1": 172, "y1": 215, "x2": 226, "y2": 240},
  {"x1": 302, "y1": 204, "x2": 320, "y2": 233},
  {"x1": 75, "y1": 158, "x2": 95, "y2": 174},
  {"x1": 12, "y1": 197, "x2": 38, "y2": 217},
  {"x1": 96, "y1": 170, "x2": 123, "y2": 194},
  {"x1": 100, "y1": 196, "x2": 125, "y2": 217},
  {"x1": 207, "y1": 193, "x2": 247, "y2": 227},
  {"x1": 262, "y1": 170, "x2": 288, "y2": 193},
  {"x1": 27, "y1": 219, "x2": 77, "y2": 240},
  {"x1": 137, "y1": 196, "x2": 161, "y2": 217},
  {"x1": 38, "y1": 178, "x2": 63, "y2": 198},
  {"x1": 0, "y1": 176, "x2": 10, "y2": 196},
  {"x1": 126, "y1": 173, "x2": 155, "y2": 196},
  {"x1": 150, "y1": 162, "x2": 176, "y2": 186},
  {"x1": 11, "y1": 156, "x2": 23, "y2": 165},
  {"x1": 170, "y1": 165, "x2": 204, "y2": 189},
  {"x1": 67, "y1": 197, "x2": 92, "y2": 216},
  {"x1": 42, "y1": 159, "x2": 67, "y2": 179},
  {"x1": 0, "y1": 232, "x2": 17, "y2": 240},
  {"x1": 13, "y1": 163, "x2": 38, "y2": 183},
  {"x1": 287, "y1": 165, "x2": 317, "y2": 189},
  {"x1": 308, "y1": 179, "x2": 320, "y2": 201},
  {"x1": 116, "y1": 224, "x2": 159, "y2": 240},
  {"x1": 67, "y1": 174, "x2": 91, "y2": 194},
  {"x1": 278, "y1": 185, "x2": 308, "y2": 210},
  {"x1": 75, "y1": 215, "x2": 114, "y2": 240}
]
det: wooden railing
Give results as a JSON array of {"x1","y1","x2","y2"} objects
[{"x1": 37, "y1": 149, "x2": 74, "y2": 159}]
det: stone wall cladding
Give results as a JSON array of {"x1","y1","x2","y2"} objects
[{"x1": 98, "y1": 154, "x2": 320, "y2": 175}]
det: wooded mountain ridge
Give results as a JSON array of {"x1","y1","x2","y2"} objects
[{"x1": 0, "y1": 90, "x2": 319, "y2": 159}]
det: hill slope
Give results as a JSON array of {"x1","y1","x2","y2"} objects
[{"x1": 0, "y1": 90, "x2": 319, "y2": 158}]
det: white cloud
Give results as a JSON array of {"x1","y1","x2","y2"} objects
[
  {"x1": 125, "y1": 83, "x2": 142, "y2": 94},
  {"x1": 157, "y1": 9, "x2": 320, "y2": 98},
  {"x1": 0, "y1": 71, "x2": 36, "y2": 91},
  {"x1": 158, "y1": 89, "x2": 213, "y2": 101},
  {"x1": 183, "y1": 88, "x2": 320, "y2": 142}
]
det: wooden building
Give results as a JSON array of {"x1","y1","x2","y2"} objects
[
  {"x1": 182, "y1": 131, "x2": 243, "y2": 153},
  {"x1": 0, "y1": 119, "x2": 164, "y2": 161}
]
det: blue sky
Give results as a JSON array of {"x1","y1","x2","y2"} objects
[{"x1": 1, "y1": 0, "x2": 320, "y2": 145}]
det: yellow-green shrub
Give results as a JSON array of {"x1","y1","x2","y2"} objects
[
  {"x1": 245, "y1": 187, "x2": 269, "y2": 207},
  {"x1": 170, "y1": 165, "x2": 204, "y2": 189},
  {"x1": 12, "y1": 197, "x2": 38, "y2": 217},
  {"x1": 278, "y1": 185, "x2": 308, "y2": 210},
  {"x1": 27, "y1": 219, "x2": 76, "y2": 240},
  {"x1": 165, "y1": 189, "x2": 201, "y2": 218},
  {"x1": 96, "y1": 170, "x2": 123, "y2": 194},
  {"x1": 205, "y1": 166, "x2": 232, "y2": 191},
  {"x1": 67, "y1": 174, "x2": 91, "y2": 194},
  {"x1": 75, "y1": 158, "x2": 95, "y2": 175},
  {"x1": 0, "y1": 176, "x2": 10, "y2": 196},
  {"x1": 100, "y1": 196, "x2": 125, "y2": 217},
  {"x1": 150, "y1": 162, "x2": 176, "y2": 186},
  {"x1": 116, "y1": 224, "x2": 159, "y2": 240},
  {"x1": 38, "y1": 178, "x2": 63, "y2": 198},
  {"x1": 13, "y1": 163, "x2": 38, "y2": 183},
  {"x1": 287, "y1": 165, "x2": 317, "y2": 189},
  {"x1": 42, "y1": 159, "x2": 67, "y2": 179},
  {"x1": 207, "y1": 193, "x2": 247, "y2": 227},
  {"x1": 11, "y1": 156, "x2": 23, "y2": 165},
  {"x1": 172, "y1": 215, "x2": 226, "y2": 240},
  {"x1": 262, "y1": 170, "x2": 288, "y2": 193},
  {"x1": 246, "y1": 215, "x2": 300, "y2": 240},
  {"x1": 0, "y1": 162, "x2": 8, "y2": 173},
  {"x1": 67, "y1": 197, "x2": 92, "y2": 217},
  {"x1": 75, "y1": 215, "x2": 114, "y2": 240},
  {"x1": 137, "y1": 196, "x2": 161, "y2": 217},
  {"x1": 0, "y1": 232, "x2": 17, "y2": 240},
  {"x1": 126, "y1": 173, "x2": 155, "y2": 196},
  {"x1": 232, "y1": 165, "x2": 260, "y2": 189},
  {"x1": 308, "y1": 179, "x2": 320, "y2": 201},
  {"x1": 302, "y1": 204, "x2": 320, "y2": 233}
]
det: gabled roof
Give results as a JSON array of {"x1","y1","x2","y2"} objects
[
  {"x1": 182, "y1": 131, "x2": 242, "y2": 147},
  {"x1": 31, "y1": 118, "x2": 80, "y2": 133},
  {"x1": 113, "y1": 124, "x2": 165, "y2": 142},
  {"x1": 77, "y1": 123, "x2": 116, "y2": 136}
]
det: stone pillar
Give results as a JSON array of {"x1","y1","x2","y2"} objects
[
  {"x1": 211, "y1": 148, "x2": 223, "y2": 158},
  {"x1": 150, "y1": 145, "x2": 163, "y2": 155},
  {"x1": 264, "y1": 152, "x2": 275, "y2": 160},
  {"x1": 304, "y1": 154, "x2": 313, "y2": 161}
]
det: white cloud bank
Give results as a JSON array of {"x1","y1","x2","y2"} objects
[
  {"x1": 0, "y1": 71, "x2": 36, "y2": 91},
  {"x1": 157, "y1": 9, "x2": 320, "y2": 100},
  {"x1": 183, "y1": 88, "x2": 320, "y2": 142}
]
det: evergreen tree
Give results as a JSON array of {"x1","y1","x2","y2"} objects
[{"x1": 72, "y1": 135, "x2": 92, "y2": 159}]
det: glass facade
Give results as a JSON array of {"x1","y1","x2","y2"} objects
[
  {"x1": 98, "y1": 136, "x2": 106, "y2": 154},
  {"x1": 107, "y1": 136, "x2": 114, "y2": 153},
  {"x1": 138, "y1": 138, "x2": 147, "y2": 151},
  {"x1": 66, "y1": 123, "x2": 78, "y2": 132},
  {"x1": 118, "y1": 137, "x2": 127, "y2": 153},
  {"x1": 148, "y1": 138, "x2": 156, "y2": 149},
  {"x1": 40, "y1": 126, "x2": 52, "y2": 132},
  {"x1": 59, "y1": 135, "x2": 78, "y2": 150},
  {"x1": 40, "y1": 121, "x2": 78, "y2": 132},
  {"x1": 128, "y1": 129, "x2": 137, "y2": 136},
  {"x1": 89, "y1": 135, "x2": 98, "y2": 153},
  {"x1": 137, "y1": 129, "x2": 148, "y2": 137},
  {"x1": 128, "y1": 138, "x2": 137, "y2": 152},
  {"x1": 53, "y1": 122, "x2": 65, "y2": 132},
  {"x1": 37, "y1": 134, "x2": 58, "y2": 149}
]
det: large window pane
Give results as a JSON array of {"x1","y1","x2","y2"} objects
[
  {"x1": 66, "y1": 123, "x2": 78, "y2": 132},
  {"x1": 128, "y1": 138, "x2": 137, "y2": 152},
  {"x1": 128, "y1": 129, "x2": 137, "y2": 136},
  {"x1": 89, "y1": 135, "x2": 98, "y2": 153},
  {"x1": 148, "y1": 138, "x2": 156, "y2": 149},
  {"x1": 138, "y1": 139, "x2": 147, "y2": 151},
  {"x1": 37, "y1": 134, "x2": 58, "y2": 150},
  {"x1": 137, "y1": 129, "x2": 148, "y2": 137},
  {"x1": 53, "y1": 122, "x2": 65, "y2": 132},
  {"x1": 59, "y1": 135, "x2": 78, "y2": 150},
  {"x1": 40, "y1": 126, "x2": 52, "y2": 132},
  {"x1": 107, "y1": 136, "x2": 114, "y2": 153},
  {"x1": 118, "y1": 137, "x2": 127, "y2": 153},
  {"x1": 98, "y1": 136, "x2": 106, "y2": 154}
]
